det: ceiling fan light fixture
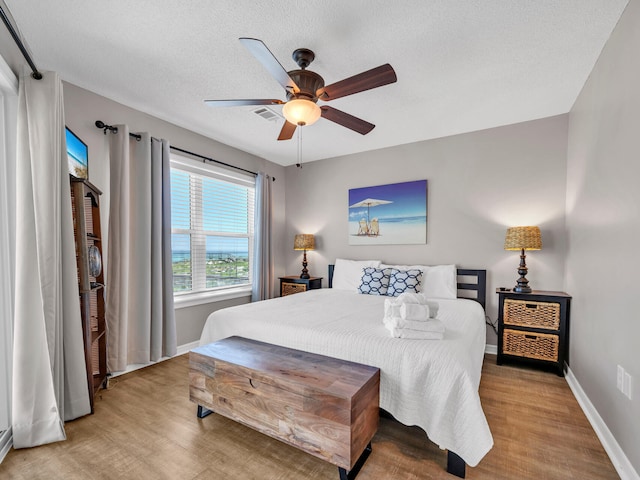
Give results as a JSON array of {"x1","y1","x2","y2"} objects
[{"x1": 282, "y1": 98, "x2": 321, "y2": 126}]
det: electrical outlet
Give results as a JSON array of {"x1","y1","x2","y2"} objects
[
  {"x1": 617, "y1": 365, "x2": 624, "y2": 391},
  {"x1": 623, "y1": 372, "x2": 633, "y2": 400}
]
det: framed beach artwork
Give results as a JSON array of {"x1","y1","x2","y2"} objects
[
  {"x1": 348, "y1": 180, "x2": 427, "y2": 245},
  {"x1": 66, "y1": 126, "x2": 88, "y2": 179}
]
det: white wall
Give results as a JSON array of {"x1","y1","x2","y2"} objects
[
  {"x1": 63, "y1": 82, "x2": 287, "y2": 346},
  {"x1": 284, "y1": 115, "x2": 569, "y2": 344},
  {"x1": 566, "y1": 0, "x2": 640, "y2": 473}
]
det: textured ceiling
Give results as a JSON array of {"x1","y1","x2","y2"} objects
[{"x1": 5, "y1": 1, "x2": 628, "y2": 166}]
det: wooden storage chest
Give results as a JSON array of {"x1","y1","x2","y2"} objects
[{"x1": 189, "y1": 336, "x2": 380, "y2": 475}]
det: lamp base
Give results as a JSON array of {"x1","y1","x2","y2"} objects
[
  {"x1": 513, "y1": 285, "x2": 532, "y2": 293},
  {"x1": 300, "y1": 250, "x2": 310, "y2": 279},
  {"x1": 513, "y1": 248, "x2": 532, "y2": 293}
]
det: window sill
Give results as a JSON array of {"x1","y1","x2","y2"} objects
[{"x1": 174, "y1": 286, "x2": 252, "y2": 309}]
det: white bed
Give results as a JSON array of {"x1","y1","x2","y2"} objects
[{"x1": 199, "y1": 274, "x2": 494, "y2": 471}]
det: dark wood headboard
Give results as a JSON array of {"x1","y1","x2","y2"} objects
[{"x1": 327, "y1": 265, "x2": 487, "y2": 310}]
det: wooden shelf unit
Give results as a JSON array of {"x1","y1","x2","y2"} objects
[{"x1": 70, "y1": 175, "x2": 107, "y2": 412}]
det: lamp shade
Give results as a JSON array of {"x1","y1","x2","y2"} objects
[
  {"x1": 282, "y1": 99, "x2": 321, "y2": 126},
  {"x1": 504, "y1": 226, "x2": 542, "y2": 251},
  {"x1": 294, "y1": 234, "x2": 315, "y2": 251}
]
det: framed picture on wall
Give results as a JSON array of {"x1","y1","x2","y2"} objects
[
  {"x1": 66, "y1": 126, "x2": 88, "y2": 179},
  {"x1": 348, "y1": 180, "x2": 428, "y2": 245}
]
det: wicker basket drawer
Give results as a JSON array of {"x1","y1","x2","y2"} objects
[
  {"x1": 503, "y1": 329, "x2": 559, "y2": 362},
  {"x1": 282, "y1": 282, "x2": 307, "y2": 296},
  {"x1": 504, "y1": 299, "x2": 560, "y2": 330}
]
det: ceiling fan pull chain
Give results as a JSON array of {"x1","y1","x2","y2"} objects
[{"x1": 296, "y1": 126, "x2": 303, "y2": 168}]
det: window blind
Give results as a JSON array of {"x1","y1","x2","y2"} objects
[{"x1": 170, "y1": 155, "x2": 255, "y2": 295}]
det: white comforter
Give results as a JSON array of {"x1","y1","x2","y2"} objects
[{"x1": 199, "y1": 289, "x2": 493, "y2": 466}]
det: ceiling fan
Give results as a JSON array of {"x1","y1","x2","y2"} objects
[{"x1": 205, "y1": 38, "x2": 397, "y2": 141}]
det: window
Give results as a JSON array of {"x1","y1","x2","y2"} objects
[{"x1": 170, "y1": 155, "x2": 255, "y2": 297}]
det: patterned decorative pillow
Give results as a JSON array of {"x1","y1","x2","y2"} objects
[
  {"x1": 358, "y1": 267, "x2": 392, "y2": 295},
  {"x1": 387, "y1": 268, "x2": 423, "y2": 297}
]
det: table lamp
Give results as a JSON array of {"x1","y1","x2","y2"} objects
[
  {"x1": 294, "y1": 234, "x2": 315, "y2": 279},
  {"x1": 504, "y1": 226, "x2": 542, "y2": 293}
]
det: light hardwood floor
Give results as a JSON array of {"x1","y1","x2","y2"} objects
[{"x1": 0, "y1": 354, "x2": 619, "y2": 479}]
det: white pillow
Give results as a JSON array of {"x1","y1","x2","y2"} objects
[
  {"x1": 380, "y1": 263, "x2": 457, "y2": 299},
  {"x1": 422, "y1": 264, "x2": 457, "y2": 299},
  {"x1": 333, "y1": 258, "x2": 381, "y2": 291}
]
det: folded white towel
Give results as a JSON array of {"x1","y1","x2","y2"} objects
[
  {"x1": 400, "y1": 303, "x2": 427, "y2": 320},
  {"x1": 384, "y1": 298, "x2": 402, "y2": 318},
  {"x1": 383, "y1": 316, "x2": 445, "y2": 333},
  {"x1": 384, "y1": 321, "x2": 444, "y2": 340},
  {"x1": 396, "y1": 292, "x2": 428, "y2": 304},
  {"x1": 399, "y1": 302, "x2": 439, "y2": 321}
]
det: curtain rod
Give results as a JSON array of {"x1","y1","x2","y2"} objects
[
  {"x1": 95, "y1": 120, "x2": 274, "y2": 181},
  {"x1": 0, "y1": 5, "x2": 42, "y2": 80}
]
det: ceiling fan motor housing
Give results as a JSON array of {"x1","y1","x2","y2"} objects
[{"x1": 287, "y1": 69, "x2": 324, "y2": 102}]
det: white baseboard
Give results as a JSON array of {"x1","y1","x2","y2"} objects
[
  {"x1": 565, "y1": 366, "x2": 639, "y2": 480},
  {"x1": 0, "y1": 428, "x2": 12, "y2": 464},
  {"x1": 177, "y1": 340, "x2": 199, "y2": 356},
  {"x1": 485, "y1": 343, "x2": 497, "y2": 355},
  {"x1": 110, "y1": 341, "x2": 196, "y2": 378}
]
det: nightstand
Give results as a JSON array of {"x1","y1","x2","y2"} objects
[
  {"x1": 279, "y1": 276, "x2": 323, "y2": 296},
  {"x1": 496, "y1": 289, "x2": 571, "y2": 376}
]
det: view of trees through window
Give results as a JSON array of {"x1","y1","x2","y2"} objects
[{"x1": 170, "y1": 164, "x2": 253, "y2": 294}]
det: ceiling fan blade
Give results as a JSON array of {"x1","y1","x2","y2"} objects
[
  {"x1": 239, "y1": 38, "x2": 300, "y2": 94},
  {"x1": 319, "y1": 64, "x2": 397, "y2": 101},
  {"x1": 277, "y1": 121, "x2": 297, "y2": 141},
  {"x1": 204, "y1": 99, "x2": 284, "y2": 107},
  {"x1": 320, "y1": 106, "x2": 375, "y2": 135}
]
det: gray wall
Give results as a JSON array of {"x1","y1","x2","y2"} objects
[
  {"x1": 3, "y1": 5, "x2": 637, "y2": 471},
  {"x1": 63, "y1": 82, "x2": 287, "y2": 346},
  {"x1": 566, "y1": 0, "x2": 640, "y2": 472},
  {"x1": 284, "y1": 115, "x2": 569, "y2": 345}
]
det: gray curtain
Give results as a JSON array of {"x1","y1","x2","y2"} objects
[
  {"x1": 106, "y1": 128, "x2": 176, "y2": 372},
  {"x1": 12, "y1": 72, "x2": 90, "y2": 448},
  {"x1": 251, "y1": 172, "x2": 273, "y2": 302},
  {"x1": 150, "y1": 138, "x2": 176, "y2": 360}
]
